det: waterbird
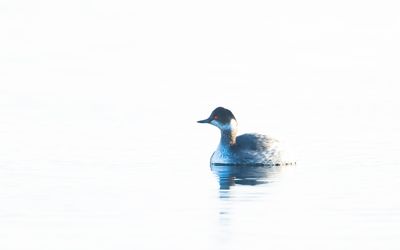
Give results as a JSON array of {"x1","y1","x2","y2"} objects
[{"x1": 198, "y1": 107, "x2": 285, "y2": 166}]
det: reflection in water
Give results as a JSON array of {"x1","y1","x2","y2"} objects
[
  {"x1": 211, "y1": 164, "x2": 284, "y2": 190},
  {"x1": 212, "y1": 164, "x2": 289, "y2": 234}
]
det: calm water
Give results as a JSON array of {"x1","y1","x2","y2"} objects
[
  {"x1": 2, "y1": 0, "x2": 400, "y2": 248},
  {"x1": 1, "y1": 107, "x2": 399, "y2": 250}
]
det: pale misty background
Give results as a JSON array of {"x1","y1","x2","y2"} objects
[{"x1": 1, "y1": 0, "x2": 400, "y2": 250}]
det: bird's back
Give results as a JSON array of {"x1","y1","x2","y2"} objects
[{"x1": 230, "y1": 133, "x2": 282, "y2": 165}]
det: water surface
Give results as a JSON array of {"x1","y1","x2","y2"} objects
[{"x1": 1, "y1": 117, "x2": 399, "y2": 250}]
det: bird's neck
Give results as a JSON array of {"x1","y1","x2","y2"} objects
[{"x1": 219, "y1": 120, "x2": 237, "y2": 147}]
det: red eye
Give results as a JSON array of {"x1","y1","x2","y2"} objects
[{"x1": 214, "y1": 115, "x2": 219, "y2": 120}]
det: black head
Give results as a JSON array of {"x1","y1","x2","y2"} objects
[{"x1": 197, "y1": 107, "x2": 236, "y2": 127}]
